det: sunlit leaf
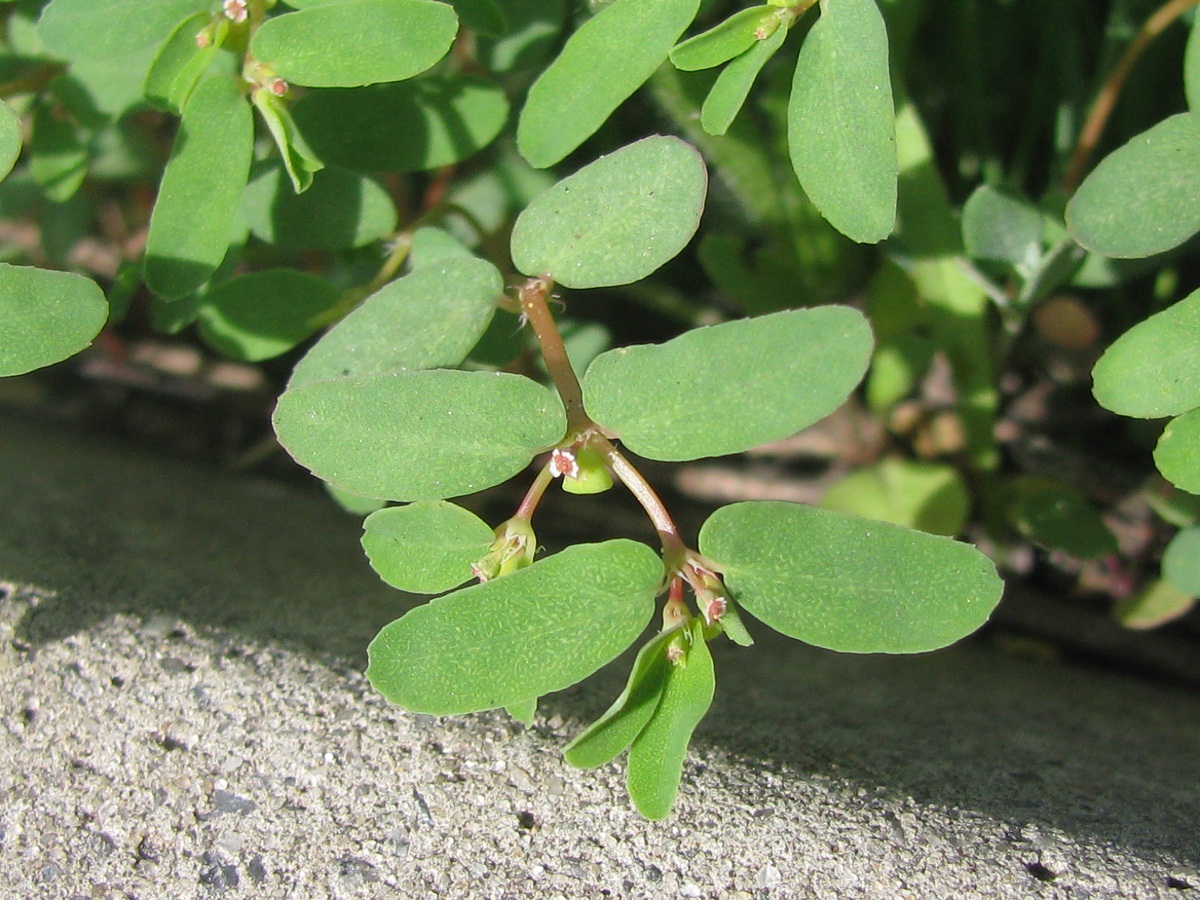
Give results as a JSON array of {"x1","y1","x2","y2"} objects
[
  {"x1": 821, "y1": 458, "x2": 970, "y2": 536},
  {"x1": 700, "y1": 23, "x2": 787, "y2": 136},
  {"x1": 699, "y1": 501, "x2": 1003, "y2": 652},
  {"x1": 0, "y1": 101, "x2": 23, "y2": 181},
  {"x1": 361, "y1": 501, "x2": 496, "y2": 593},
  {"x1": 144, "y1": 12, "x2": 225, "y2": 113},
  {"x1": 408, "y1": 227, "x2": 473, "y2": 268},
  {"x1": 1155, "y1": 407, "x2": 1200, "y2": 495},
  {"x1": 0, "y1": 264, "x2": 108, "y2": 377},
  {"x1": 1187, "y1": 15, "x2": 1200, "y2": 113},
  {"x1": 511, "y1": 136, "x2": 707, "y2": 289},
  {"x1": 273, "y1": 369, "x2": 566, "y2": 500},
  {"x1": 251, "y1": 88, "x2": 324, "y2": 194},
  {"x1": 38, "y1": 0, "x2": 201, "y2": 60},
  {"x1": 366, "y1": 540, "x2": 663, "y2": 713},
  {"x1": 250, "y1": 0, "x2": 459, "y2": 87},
  {"x1": 583, "y1": 307, "x2": 873, "y2": 461},
  {"x1": 670, "y1": 6, "x2": 771, "y2": 71},
  {"x1": 1115, "y1": 578, "x2": 1196, "y2": 629}
]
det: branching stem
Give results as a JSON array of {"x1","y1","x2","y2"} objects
[{"x1": 519, "y1": 276, "x2": 588, "y2": 430}]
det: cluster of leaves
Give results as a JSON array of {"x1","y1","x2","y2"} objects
[{"x1": 1, "y1": 0, "x2": 1199, "y2": 815}]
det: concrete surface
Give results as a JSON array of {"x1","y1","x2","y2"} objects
[{"x1": 1, "y1": 412, "x2": 1198, "y2": 899}]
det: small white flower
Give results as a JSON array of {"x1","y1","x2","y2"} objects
[
  {"x1": 223, "y1": 0, "x2": 248, "y2": 23},
  {"x1": 548, "y1": 448, "x2": 578, "y2": 480},
  {"x1": 702, "y1": 596, "x2": 727, "y2": 625}
]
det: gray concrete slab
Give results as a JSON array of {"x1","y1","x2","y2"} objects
[{"x1": 1, "y1": 412, "x2": 1198, "y2": 898}]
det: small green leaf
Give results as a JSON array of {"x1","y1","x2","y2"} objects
[
  {"x1": 583, "y1": 307, "x2": 873, "y2": 461},
  {"x1": 38, "y1": 0, "x2": 201, "y2": 60},
  {"x1": 288, "y1": 257, "x2": 502, "y2": 387},
  {"x1": 145, "y1": 75, "x2": 253, "y2": 300},
  {"x1": 1187, "y1": 15, "x2": 1200, "y2": 113},
  {"x1": 511, "y1": 136, "x2": 707, "y2": 289},
  {"x1": 196, "y1": 269, "x2": 341, "y2": 362},
  {"x1": 822, "y1": 459, "x2": 970, "y2": 537},
  {"x1": 292, "y1": 75, "x2": 509, "y2": 174},
  {"x1": 0, "y1": 101, "x2": 23, "y2": 182},
  {"x1": 1155, "y1": 408, "x2": 1200, "y2": 495},
  {"x1": 626, "y1": 619, "x2": 714, "y2": 820},
  {"x1": 961, "y1": 184, "x2": 1044, "y2": 276},
  {"x1": 506, "y1": 698, "x2": 538, "y2": 726},
  {"x1": 1067, "y1": 114, "x2": 1200, "y2": 258},
  {"x1": 0, "y1": 264, "x2": 108, "y2": 377},
  {"x1": 144, "y1": 12, "x2": 225, "y2": 113},
  {"x1": 699, "y1": 501, "x2": 1003, "y2": 653},
  {"x1": 788, "y1": 0, "x2": 897, "y2": 243},
  {"x1": 700, "y1": 22, "x2": 787, "y2": 136},
  {"x1": 670, "y1": 6, "x2": 771, "y2": 71},
  {"x1": 251, "y1": 0, "x2": 458, "y2": 88},
  {"x1": 1115, "y1": 578, "x2": 1196, "y2": 629},
  {"x1": 564, "y1": 629, "x2": 674, "y2": 769},
  {"x1": 366, "y1": 540, "x2": 663, "y2": 714},
  {"x1": 29, "y1": 102, "x2": 88, "y2": 202},
  {"x1": 1092, "y1": 287, "x2": 1200, "y2": 418},
  {"x1": 516, "y1": 0, "x2": 700, "y2": 168},
  {"x1": 273, "y1": 369, "x2": 566, "y2": 500},
  {"x1": 240, "y1": 161, "x2": 397, "y2": 250},
  {"x1": 448, "y1": 0, "x2": 506, "y2": 36},
  {"x1": 1162, "y1": 524, "x2": 1200, "y2": 597},
  {"x1": 1010, "y1": 480, "x2": 1117, "y2": 560},
  {"x1": 251, "y1": 88, "x2": 324, "y2": 194},
  {"x1": 361, "y1": 501, "x2": 496, "y2": 593}
]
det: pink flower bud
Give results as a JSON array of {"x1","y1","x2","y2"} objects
[
  {"x1": 270, "y1": 78, "x2": 289, "y2": 96},
  {"x1": 223, "y1": 0, "x2": 248, "y2": 23}
]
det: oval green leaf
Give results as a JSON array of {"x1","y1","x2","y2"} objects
[
  {"x1": 1092, "y1": 287, "x2": 1200, "y2": 418},
  {"x1": 144, "y1": 11, "x2": 223, "y2": 114},
  {"x1": 564, "y1": 629, "x2": 674, "y2": 770},
  {"x1": 700, "y1": 22, "x2": 787, "y2": 136},
  {"x1": 1155, "y1": 408, "x2": 1200, "y2": 495},
  {"x1": 288, "y1": 256, "x2": 502, "y2": 388},
  {"x1": 670, "y1": 6, "x2": 771, "y2": 71},
  {"x1": 361, "y1": 501, "x2": 496, "y2": 594},
  {"x1": 250, "y1": 0, "x2": 458, "y2": 88},
  {"x1": 516, "y1": 0, "x2": 700, "y2": 168},
  {"x1": 1115, "y1": 578, "x2": 1195, "y2": 629},
  {"x1": 366, "y1": 539, "x2": 663, "y2": 714},
  {"x1": 1010, "y1": 480, "x2": 1117, "y2": 560},
  {"x1": 196, "y1": 269, "x2": 341, "y2": 362},
  {"x1": 1162, "y1": 524, "x2": 1200, "y2": 597},
  {"x1": 448, "y1": 0, "x2": 506, "y2": 36},
  {"x1": 1188, "y1": 15, "x2": 1200, "y2": 113},
  {"x1": 510, "y1": 135, "x2": 707, "y2": 289},
  {"x1": 240, "y1": 161, "x2": 397, "y2": 250},
  {"x1": 1067, "y1": 114, "x2": 1200, "y2": 258},
  {"x1": 29, "y1": 102, "x2": 88, "y2": 202},
  {"x1": 961, "y1": 184, "x2": 1044, "y2": 275},
  {"x1": 38, "y1": 0, "x2": 200, "y2": 60},
  {"x1": 292, "y1": 75, "x2": 509, "y2": 174},
  {"x1": 788, "y1": 0, "x2": 897, "y2": 243},
  {"x1": 821, "y1": 458, "x2": 970, "y2": 537},
  {"x1": 145, "y1": 75, "x2": 253, "y2": 300},
  {"x1": 477, "y1": 0, "x2": 567, "y2": 73},
  {"x1": 0, "y1": 101, "x2": 22, "y2": 182},
  {"x1": 0, "y1": 264, "x2": 108, "y2": 377},
  {"x1": 626, "y1": 619, "x2": 714, "y2": 820},
  {"x1": 583, "y1": 306, "x2": 873, "y2": 461},
  {"x1": 698, "y1": 501, "x2": 1003, "y2": 653},
  {"x1": 273, "y1": 369, "x2": 566, "y2": 500}
]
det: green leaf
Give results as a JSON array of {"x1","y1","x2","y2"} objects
[
  {"x1": 564, "y1": 629, "x2": 674, "y2": 769},
  {"x1": 1115, "y1": 578, "x2": 1196, "y2": 629},
  {"x1": 251, "y1": 0, "x2": 458, "y2": 88},
  {"x1": 670, "y1": 6, "x2": 772, "y2": 71},
  {"x1": 361, "y1": 501, "x2": 496, "y2": 593},
  {"x1": 510, "y1": 135, "x2": 707, "y2": 289},
  {"x1": 291, "y1": 75, "x2": 509, "y2": 174},
  {"x1": 626, "y1": 618, "x2": 713, "y2": 820},
  {"x1": 145, "y1": 75, "x2": 253, "y2": 300},
  {"x1": 582, "y1": 307, "x2": 873, "y2": 461},
  {"x1": 38, "y1": 0, "x2": 201, "y2": 60},
  {"x1": 477, "y1": 0, "x2": 567, "y2": 73},
  {"x1": 1092, "y1": 287, "x2": 1200, "y2": 418},
  {"x1": 29, "y1": 102, "x2": 88, "y2": 202},
  {"x1": 273, "y1": 369, "x2": 566, "y2": 500},
  {"x1": 196, "y1": 269, "x2": 341, "y2": 362},
  {"x1": 289, "y1": 257, "x2": 502, "y2": 387},
  {"x1": 240, "y1": 161, "x2": 397, "y2": 250},
  {"x1": 698, "y1": 501, "x2": 1003, "y2": 653},
  {"x1": 408, "y1": 227, "x2": 473, "y2": 268},
  {"x1": 961, "y1": 184, "x2": 1044, "y2": 277},
  {"x1": 325, "y1": 483, "x2": 387, "y2": 516},
  {"x1": 448, "y1": 0, "x2": 506, "y2": 36},
  {"x1": 251, "y1": 88, "x2": 324, "y2": 194},
  {"x1": 1187, "y1": 14, "x2": 1200, "y2": 113},
  {"x1": 144, "y1": 12, "x2": 225, "y2": 114},
  {"x1": 506, "y1": 698, "x2": 538, "y2": 726},
  {"x1": 700, "y1": 22, "x2": 787, "y2": 136},
  {"x1": 821, "y1": 459, "x2": 970, "y2": 537},
  {"x1": 366, "y1": 540, "x2": 663, "y2": 714},
  {"x1": 1010, "y1": 480, "x2": 1117, "y2": 560},
  {"x1": 0, "y1": 264, "x2": 108, "y2": 377},
  {"x1": 1162, "y1": 524, "x2": 1200, "y2": 597},
  {"x1": 788, "y1": 0, "x2": 897, "y2": 243},
  {"x1": 516, "y1": 0, "x2": 700, "y2": 168},
  {"x1": 1155, "y1": 407, "x2": 1200, "y2": 495},
  {"x1": 1067, "y1": 114, "x2": 1200, "y2": 258},
  {"x1": 0, "y1": 101, "x2": 22, "y2": 182}
]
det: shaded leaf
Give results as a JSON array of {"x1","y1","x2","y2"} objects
[
  {"x1": 821, "y1": 458, "x2": 970, "y2": 536},
  {"x1": 506, "y1": 698, "x2": 538, "y2": 725},
  {"x1": 251, "y1": 88, "x2": 324, "y2": 194},
  {"x1": 1067, "y1": 114, "x2": 1200, "y2": 258},
  {"x1": 670, "y1": 6, "x2": 771, "y2": 71},
  {"x1": 289, "y1": 257, "x2": 502, "y2": 387},
  {"x1": 1115, "y1": 578, "x2": 1196, "y2": 629},
  {"x1": 144, "y1": 75, "x2": 253, "y2": 300},
  {"x1": 38, "y1": 0, "x2": 200, "y2": 60},
  {"x1": 0, "y1": 101, "x2": 23, "y2": 181},
  {"x1": 29, "y1": 102, "x2": 88, "y2": 202},
  {"x1": 366, "y1": 540, "x2": 663, "y2": 713},
  {"x1": 700, "y1": 22, "x2": 787, "y2": 136},
  {"x1": 699, "y1": 501, "x2": 1003, "y2": 652},
  {"x1": 477, "y1": 0, "x2": 567, "y2": 73},
  {"x1": 788, "y1": 0, "x2": 896, "y2": 243},
  {"x1": 448, "y1": 0, "x2": 506, "y2": 36},
  {"x1": 361, "y1": 501, "x2": 495, "y2": 593},
  {"x1": 1155, "y1": 407, "x2": 1200, "y2": 495},
  {"x1": 1188, "y1": 14, "x2": 1200, "y2": 113},
  {"x1": 250, "y1": 0, "x2": 459, "y2": 88},
  {"x1": 516, "y1": 0, "x2": 700, "y2": 168},
  {"x1": 511, "y1": 136, "x2": 707, "y2": 289},
  {"x1": 326, "y1": 484, "x2": 387, "y2": 516},
  {"x1": 273, "y1": 369, "x2": 566, "y2": 500},
  {"x1": 961, "y1": 184, "x2": 1043, "y2": 276},
  {"x1": 583, "y1": 307, "x2": 873, "y2": 461},
  {"x1": 626, "y1": 619, "x2": 713, "y2": 820},
  {"x1": 1162, "y1": 524, "x2": 1200, "y2": 597},
  {"x1": 1092, "y1": 287, "x2": 1200, "y2": 418},
  {"x1": 144, "y1": 11, "x2": 225, "y2": 113},
  {"x1": 0, "y1": 264, "x2": 108, "y2": 377},
  {"x1": 1010, "y1": 480, "x2": 1117, "y2": 560}
]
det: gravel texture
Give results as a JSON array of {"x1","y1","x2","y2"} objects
[{"x1": 2, "y1": 413, "x2": 1199, "y2": 899}]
